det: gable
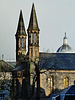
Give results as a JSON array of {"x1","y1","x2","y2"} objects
[{"x1": 0, "y1": 60, "x2": 14, "y2": 72}]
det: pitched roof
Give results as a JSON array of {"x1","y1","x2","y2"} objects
[
  {"x1": 0, "y1": 60, "x2": 14, "y2": 72},
  {"x1": 39, "y1": 53, "x2": 75, "y2": 70},
  {"x1": 27, "y1": 3, "x2": 40, "y2": 31},
  {"x1": 7, "y1": 61, "x2": 16, "y2": 67},
  {"x1": 49, "y1": 85, "x2": 75, "y2": 100},
  {"x1": 16, "y1": 10, "x2": 26, "y2": 36},
  {"x1": 13, "y1": 62, "x2": 29, "y2": 71},
  {"x1": 54, "y1": 85, "x2": 75, "y2": 95}
]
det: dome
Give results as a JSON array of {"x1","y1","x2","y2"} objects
[
  {"x1": 57, "y1": 33, "x2": 73, "y2": 53},
  {"x1": 57, "y1": 44, "x2": 73, "y2": 53}
]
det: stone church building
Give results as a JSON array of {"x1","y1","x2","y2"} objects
[{"x1": 4, "y1": 3, "x2": 75, "y2": 100}]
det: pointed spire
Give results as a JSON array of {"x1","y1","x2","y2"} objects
[
  {"x1": 16, "y1": 10, "x2": 26, "y2": 35},
  {"x1": 28, "y1": 3, "x2": 40, "y2": 31}
]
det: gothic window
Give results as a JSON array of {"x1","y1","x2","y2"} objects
[
  {"x1": 22, "y1": 37, "x2": 23, "y2": 48},
  {"x1": 48, "y1": 77, "x2": 53, "y2": 94},
  {"x1": 19, "y1": 38, "x2": 20, "y2": 48},
  {"x1": 34, "y1": 32, "x2": 36, "y2": 43},
  {"x1": 64, "y1": 77, "x2": 69, "y2": 88},
  {"x1": 31, "y1": 33, "x2": 33, "y2": 44}
]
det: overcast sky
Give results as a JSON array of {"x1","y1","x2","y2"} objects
[{"x1": 0, "y1": 0, "x2": 75, "y2": 60}]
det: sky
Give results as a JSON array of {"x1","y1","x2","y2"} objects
[{"x1": 0, "y1": 0, "x2": 75, "y2": 60}]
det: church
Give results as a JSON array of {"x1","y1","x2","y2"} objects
[
  {"x1": 11, "y1": 3, "x2": 75, "y2": 99},
  {"x1": 1, "y1": 3, "x2": 75, "y2": 100}
]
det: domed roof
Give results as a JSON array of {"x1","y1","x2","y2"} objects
[
  {"x1": 57, "y1": 33, "x2": 73, "y2": 53},
  {"x1": 57, "y1": 44, "x2": 73, "y2": 53}
]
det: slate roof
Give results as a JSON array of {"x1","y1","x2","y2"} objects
[
  {"x1": 0, "y1": 60, "x2": 14, "y2": 72},
  {"x1": 13, "y1": 65, "x2": 25, "y2": 71},
  {"x1": 7, "y1": 61, "x2": 16, "y2": 67},
  {"x1": 39, "y1": 53, "x2": 75, "y2": 70},
  {"x1": 13, "y1": 62, "x2": 29, "y2": 71},
  {"x1": 54, "y1": 85, "x2": 75, "y2": 95},
  {"x1": 49, "y1": 85, "x2": 75, "y2": 100},
  {"x1": 5, "y1": 52, "x2": 75, "y2": 71}
]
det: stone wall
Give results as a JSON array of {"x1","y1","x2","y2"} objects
[
  {"x1": 0, "y1": 72, "x2": 12, "y2": 80},
  {"x1": 40, "y1": 70, "x2": 75, "y2": 96}
]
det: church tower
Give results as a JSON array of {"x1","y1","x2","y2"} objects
[
  {"x1": 15, "y1": 10, "x2": 27, "y2": 63},
  {"x1": 27, "y1": 3, "x2": 40, "y2": 62}
]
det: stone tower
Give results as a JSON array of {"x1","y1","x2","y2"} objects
[
  {"x1": 15, "y1": 10, "x2": 27, "y2": 63},
  {"x1": 27, "y1": 3, "x2": 40, "y2": 62}
]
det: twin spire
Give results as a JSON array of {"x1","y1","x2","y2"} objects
[
  {"x1": 16, "y1": 10, "x2": 26, "y2": 35},
  {"x1": 28, "y1": 3, "x2": 39, "y2": 31},
  {"x1": 16, "y1": 3, "x2": 39, "y2": 36}
]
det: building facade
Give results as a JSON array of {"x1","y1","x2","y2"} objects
[{"x1": 12, "y1": 3, "x2": 75, "y2": 100}]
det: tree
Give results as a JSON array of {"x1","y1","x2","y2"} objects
[{"x1": 12, "y1": 54, "x2": 56, "y2": 100}]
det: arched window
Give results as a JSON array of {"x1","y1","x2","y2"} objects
[
  {"x1": 34, "y1": 32, "x2": 36, "y2": 43},
  {"x1": 22, "y1": 37, "x2": 23, "y2": 48},
  {"x1": 31, "y1": 33, "x2": 33, "y2": 44},
  {"x1": 64, "y1": 77, "x2": 69, "y2": 88},
  {"x1": 19, "y1": 38, "x2": 20, "y2": 48},
  {"x1": 48, "y1": 77, "x2": 53, "y2": 94}
]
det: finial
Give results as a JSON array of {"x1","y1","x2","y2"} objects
[
  {"x1": 20, "y1": 10, "x2": 22, "y2": 17},
  {"x1": 63, "y1": 32, "x2": 68, "y2": 45},
  {"x1": 65, "y1": 32, "x2": 66, "y2": 37},
  {"x1": 20, "y1": 10, "x2": 22, "y2": 13},
  {"x1": 32, "y1": 3, "x2": 34, "y2": 7},
  {"x1": 64, "y1": 32, "x2": 67, "y2": 39},
  {"x1": 20, "y1": 10, "x2": 22, "y2": 12}
]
